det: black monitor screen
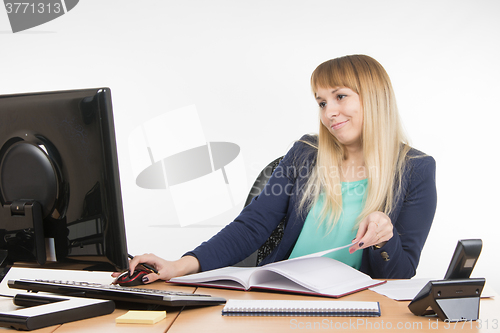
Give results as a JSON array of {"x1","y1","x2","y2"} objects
[{"x1": 0, "y1": 88, "x2": 128, "y2": 272}]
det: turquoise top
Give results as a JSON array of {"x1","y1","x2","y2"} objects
[{"x1": 288, "y1": 178, "x2": 368, "y2": 269}]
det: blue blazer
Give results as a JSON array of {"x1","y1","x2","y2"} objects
[{"x1": 186, "y1": 135, "x2": 437, "y2": 279}]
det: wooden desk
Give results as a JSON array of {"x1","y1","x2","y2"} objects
[
  {"x1": 2, "y1": 282, "x2": 498, "y2": 332},
  {"x1": 167, "y1": 287, "x2": 500, "y2": 333}
]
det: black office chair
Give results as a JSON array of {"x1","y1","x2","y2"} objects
[{"x1": 234, "y1": 156, "x2": 285, "y2": 267}]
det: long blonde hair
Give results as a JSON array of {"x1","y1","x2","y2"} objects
[{"x1": 298, "y1": 55, "x2": 411, "y2": 232}]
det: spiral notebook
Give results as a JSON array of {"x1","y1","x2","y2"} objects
[{"x1": 221, "y1": 300, "x2": 381, "y2": 317}]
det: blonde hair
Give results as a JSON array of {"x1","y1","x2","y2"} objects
[{"x1": 299, "y1": 55, "x2": 411, "y2": 232}]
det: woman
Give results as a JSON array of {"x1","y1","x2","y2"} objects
[{"x1": 122, "y1": 55, "x2": 437, "y2": 283}]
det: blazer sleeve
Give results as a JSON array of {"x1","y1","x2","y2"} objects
[
  {"x1": 183, "y1": 138, "x2": 309, "y2": 272},
  {"x1": 361, "y1": 154, "x2": 437, "y2": 279}
]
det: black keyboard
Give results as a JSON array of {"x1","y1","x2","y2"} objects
[{"x1": 8, "y1": 279, "x2": 226, "y2": 307}]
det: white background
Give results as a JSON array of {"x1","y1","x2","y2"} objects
[{"x1": 1, "y1": 0, "x2": 499, "y2": 292}]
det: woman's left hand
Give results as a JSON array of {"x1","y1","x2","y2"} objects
[{"x1": 349, "y1": 211, "x2": 393, "y2": 254}]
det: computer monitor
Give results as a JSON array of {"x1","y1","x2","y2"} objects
[{"x1": 0, "y1": 88, "x2": 128, "y2": 272}]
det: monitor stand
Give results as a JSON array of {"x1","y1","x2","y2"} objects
[
  {"x1": 0, "y1": 250, "x2": 9, "y2": 282},
  {"x1": 0, "y1": 200, "x2": 46, "y2": 269}
]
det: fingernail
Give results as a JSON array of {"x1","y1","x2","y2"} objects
[
  {"x1": 352, "y1": 238, "x2": 356, "y2": 243},
  {"x1": 142, "y1": 276, "x2": 149, "y2": 283},
  {"x1": 359, "y1": 242, "x2": 364, "y2": 248},
  {"x1": 129, "y1": 270, "x2": 132, "y2": 277},
  {"x1": 349, "y1": 248, "x2": 355, "y2": 254}
]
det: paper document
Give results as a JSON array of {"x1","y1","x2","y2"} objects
[
  {"x1": 369, "y1": 278, "x2": 430, "y2": 301},
  {"x1": 370, "y1": 278, "x2": 497, "y2": 301}
]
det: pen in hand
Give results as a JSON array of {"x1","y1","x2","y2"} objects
[{"x1": 128, "y1": 254, "x2": 159, "y2": 275}]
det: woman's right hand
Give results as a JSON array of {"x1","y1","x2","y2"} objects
[{"x1": 111, "y1": 254, "x2": 201, "y2": 284}]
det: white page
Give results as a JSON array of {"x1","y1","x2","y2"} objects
[
  {"x1": 287, "y1": 241, "x2": 359, "y2": 261},
  {"x1": 251, "y1": 273, "x2": 315, "y2": 294},
  {"x1": 169, "y1": 266, "x2": 257, "y2": 289},
  {"x1": 253, "y1": 256, "x2": 374, "y2": 293}
]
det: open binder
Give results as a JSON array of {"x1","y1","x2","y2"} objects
[{"x1": 169, "y1": 256, "x2": 384, "y2": 298}]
